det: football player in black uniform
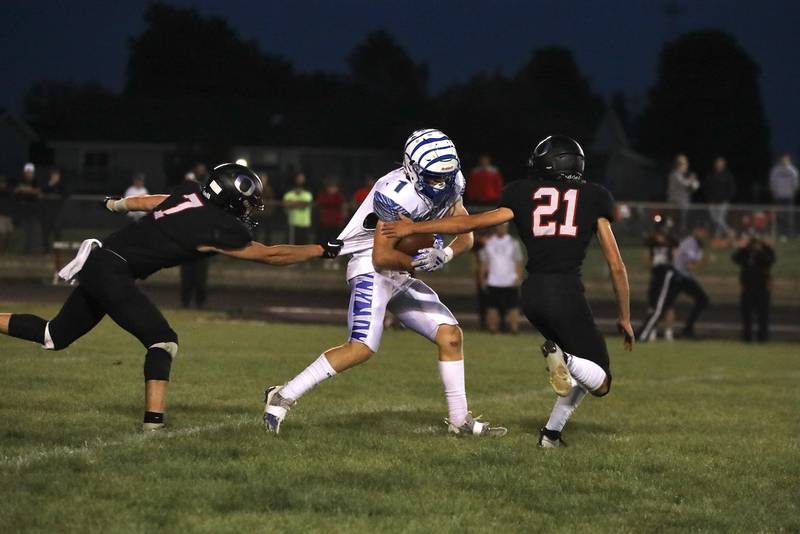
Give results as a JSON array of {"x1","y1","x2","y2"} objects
[
  {"x1": 639, "y1": 215, "x2": 679, "y2": 342},
  {"x1": 381, "y1": 135, "x2": 633, "y2": 447},
  {"x1": 1, "y1": 163, "x2": 341, "y2": 431}
]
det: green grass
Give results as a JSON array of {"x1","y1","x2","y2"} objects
[{"x1": 1, "y1": 303, "x2": 798, "y2": 533}]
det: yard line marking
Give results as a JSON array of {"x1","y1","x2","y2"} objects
[{"x1": 2, "y1": 415, "x2": 253, "y2": 469}]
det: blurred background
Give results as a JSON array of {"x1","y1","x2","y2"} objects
[{"x1": 0, "y1": 0, "x2": 797, "y2": 340}]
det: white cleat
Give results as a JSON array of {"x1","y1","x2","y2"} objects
[
  {"x1": 446, "y1": 413, "x2": 507, "y2": 437},
  {"x1": 541, "y1": 340, "x2": 573, "y2": 397},
  {"x1": 142, "y1": 422, "x2": 166, "y2": 432},
  {"x1": 263, "y1": 385, "x2": 295, "y2": 434}
]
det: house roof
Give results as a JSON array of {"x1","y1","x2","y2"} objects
[{"x1": 0, "y1": 110, "x2": 39, "y2": 141}]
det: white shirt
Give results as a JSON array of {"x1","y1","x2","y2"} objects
[
  {"x1": 480, "y1": 234, "x2": 523, "y2": 287},
  {"x1": 674, "y1": 236, "x2": 703, "y2": 278},
  {"x1": 124, "y1": 185, "x2": 149, "y2": 220},
  {"x1": 337, "y1": 168, "x2": 465, "y2": 281}
]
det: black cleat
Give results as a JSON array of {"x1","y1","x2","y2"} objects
[{"x1": 538, "y1": 427, "x2": 567, "y2": 448}]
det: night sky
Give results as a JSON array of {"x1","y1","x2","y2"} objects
[{"x1": 2, "y1": 0, "x2": 798, "y2": 152}]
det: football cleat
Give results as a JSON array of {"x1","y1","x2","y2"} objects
[
  {"x1": 446, "y1": 413, "x2": 507, "y2": 437},
  {"x1": 541, "y1": 340, "x2": 573, "y2": 397},
  {"x1": 538, "y1": 427, "x2": 567, "y2": 448},
  {"x1": 263, "y1": 385, "x2": 295, "y2": 434},
  {"x1": 142, "y1": 422, "x2": 166, "y2": 432}
]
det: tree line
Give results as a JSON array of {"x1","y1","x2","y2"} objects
[{"x1": 23, "y1": 2, "x2": 772, "y2": 199}]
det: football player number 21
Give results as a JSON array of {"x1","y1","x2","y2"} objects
[
  {"x1": 153, "y1": 193, "x2": 203, "y2": 220},
  {"x1": 531, "y1": 187, "x2": 578, "y2": 237}
]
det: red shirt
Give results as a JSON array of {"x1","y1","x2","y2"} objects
[
  {"x1": 353, "y1": 187, "x2": 370, "y2": 206},
  {"x1": 466, "y1": 165, "x2": 504, "y2": 204},
  {"x1": 317, "y1": 190, "x2": 345, "y2": 228}
]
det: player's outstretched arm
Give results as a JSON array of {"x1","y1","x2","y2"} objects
[
  {"x1": 597, "y1": 218, "x2": 634, "y2": 351},
  {"x1": 200, "y1": 241, "x2": 340, "y2": 266},
  {"x1": 443, "y1": 201, "x2": 475, "y2": 258},
  {"x1": 105, "y1": 195, "x2": 169, "y2": 213},
  {"x1": 381, "y1": 208, "x2": 514, "y2": 238}
]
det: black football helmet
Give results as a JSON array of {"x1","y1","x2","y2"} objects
[
  {"x1": 528, "y1": 135, "x2": 585, "y2": 181},
  {"x1": 201, "y1": 163, "x2": 264, "y2": 228}
]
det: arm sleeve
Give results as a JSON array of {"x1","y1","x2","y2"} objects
[
  {"x1": 373, "y1": 191, "x2": 411, "y2": 222},
  {"x1": 499, "y1": 182, "x2": 518, "y2": 209},
  {"x1": 211, "y1": 219, "x2": 253, "y2": 249},
  {"x1": 596, "y1": 186, "x2": 616, "y2": 222}
]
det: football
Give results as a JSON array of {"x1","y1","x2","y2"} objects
[{"x1": 395, "y1": 233, "x2": 437, "y2": 256}]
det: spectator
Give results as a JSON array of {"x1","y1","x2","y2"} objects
[
  {"x1": 12, "y1": 162, "x2": 42, "y2": 253},
  {"x1": 479, "y1": 223, "x2": 523, "y2": 334},
  {"x1": 666, "y1": 154, "x2": 699, "y2": 233},
  {"x1": 0, "y1": 175, "x2": 13, "y2": 253},
  {"x1": 638, "y1": 215, "x2": 679, "y2": 342},
  {"x1": 178, "y1": 169, "x2": 209, "y2": 308},
  {"x1": 704, "y1": 157, "x2": 736, "y2": 240},
  {"x1": 466, "y1": 154, "x2": 504, "y2": 205},
  {"x1": 283, "y1": 172, "x2": 313, "y2": 244},
  {"x1": 256, "y1": 171, "x2": 276, "y2": 243},
  {"x1": 732, "y1": 236, "x2": 776, "y2": 342},
  {"x1": 316, "y1": 179, "x2": 345, "y2": 269},
  {"x1": 124, "y1": 172, "x2": 149, "y2": 221},
  {"x1": 40, "y1": 167, "x2": 68, "y2": 251},
  {"x1": 769, "y1": 153, "x2": 798, "y2": 240},
  {"x1": 672, "y1": 224, "x2": 711, "y2": 339},
  {"x1": 471, "y1": 230, "x2": 491, "y2": 330},
  {"x1": 353, "y1": 176, "x2": 375, "y2": 209}
]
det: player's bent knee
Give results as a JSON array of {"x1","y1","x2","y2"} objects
[
  {"x1": 591, "y1": 377, "x2": 612, "y2": 397},
  {"x1": 144, "y1": 343, "x2": 177, "y2": 382},
  {"x1": 436, "y1": 324, "x2": 463, "y2": 350}
]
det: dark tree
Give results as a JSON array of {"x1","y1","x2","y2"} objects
[
  {"x1": 438, "y1": 47, "x2": 603, "y2": 179},
  {"x1": 636, "y1": 30, "x2": 770, "y2": 200},
  {"x1": 124, "y1": 2, "x2": 294, "y2": 144},
  {"x1": 24, "y1": 80, "x2": 124, "y2": 140},
  {"x1": 344, "y1": 30, "x2": 429, "y2": 147}
]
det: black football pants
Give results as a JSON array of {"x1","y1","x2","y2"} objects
[
  {"x1": 47, "y1": 249, "x2": 177, "y2": 350},
  {"x1": 521, "y1": 274, "x2": 611, "y2": 376}
]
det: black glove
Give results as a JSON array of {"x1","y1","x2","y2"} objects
[
  {"x1": 103, "y1": 196, "x2": 122, "y2": 212},
  {"x1": 321, "y1": 239, "x2": 343, "y2": 259}
]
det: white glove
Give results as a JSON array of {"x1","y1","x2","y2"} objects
[{"x1": 412, "y1": 246, "x2": 454, "y2": 272}]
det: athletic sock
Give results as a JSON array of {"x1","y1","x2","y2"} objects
[
  {"x1": 545, "y1": 385, "x2": 587, "y2": 432},
  {"x1": 565, "y1": 353, "x2": 607, "y2": 391},
  {"x1": 7, "y1": 314, "x2": 47, "y2": 344},
  {"x1": 143, "y1": 411, "x2": 164, "y2": 424},
  {"x1": 281, "y1": 354, "x2": 337, "y2": 401},
  {"x1": 438, "y1": 359, "x2": 468, "y2": 427}
]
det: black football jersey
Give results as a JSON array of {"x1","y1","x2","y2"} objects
[
  {"x1": 102, "y1": 182, "x2": 252, "y2": 279},
  {"x1": 645, "y1": 233, "x2": 678, "y2": 268},
  {"x1": 500, "y1": 179, "x2": 615, "y2": 276}
]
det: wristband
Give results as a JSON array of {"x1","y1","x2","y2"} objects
[
  {"x1": 111, "y1": 198, "x2": 129, "y2": 213},
  {"x1": 443, "y1": 246, "x2": 454, "y2": 263}
]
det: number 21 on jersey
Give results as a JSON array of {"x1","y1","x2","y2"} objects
[{"x1": 531, "y1": 187, "x2": 578, "y2": 237}]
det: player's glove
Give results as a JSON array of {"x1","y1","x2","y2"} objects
[
  {"x1": 412, "y1": 241, "x2": 453, "y2": 272},
  {"x1": 104, "y1": 196, "x2": 128, "y2": 213},
  {"x1": 321, "y1": 239, "x2": 343, "y2": 259}
]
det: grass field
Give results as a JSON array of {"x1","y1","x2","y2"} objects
[{"x1": 1, "y1": 303, "x2": 798, "y2": 533}]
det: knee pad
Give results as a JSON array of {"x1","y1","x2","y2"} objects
[{"x1": 144, "y1": 343, "x2": 177, "y2": 381}]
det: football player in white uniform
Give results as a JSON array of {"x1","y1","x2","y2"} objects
[{"x1": 263, "y1": 129, "x2": 506, "y2": 437}]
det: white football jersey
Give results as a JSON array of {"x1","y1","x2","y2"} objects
[{"x1": 338, "y1": 167, "x2": 465, "y2": 280}]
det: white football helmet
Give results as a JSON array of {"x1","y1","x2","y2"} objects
[{"x1": 402, "y1": 128, "x2": 460, "y2": 204}]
